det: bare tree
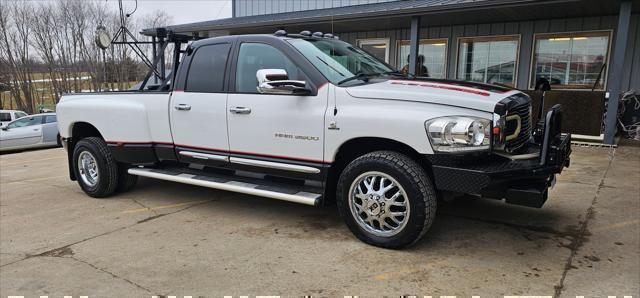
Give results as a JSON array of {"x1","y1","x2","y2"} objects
[
  {"x1": 31, "y1": 2, "x2": 63, "y2": 102},
  {"x1": 1, "y1": 0, "x2": 157, "y2": 110},
  {"x1": 0, "y1": 0, "x2": 36, "y2": 113}
]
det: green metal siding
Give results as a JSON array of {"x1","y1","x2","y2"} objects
[{"x1": 233, "y1": 0, "x2": 400, "y2": 17}]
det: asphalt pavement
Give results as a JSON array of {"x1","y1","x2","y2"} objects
[{"x1": 1, "y1": 145, "x2": 638, "y2": 297}]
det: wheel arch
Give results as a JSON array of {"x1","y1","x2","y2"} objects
[
  {"x1": 71, "y1": 122, "x2": 104, "y2": 140},
  {"x1": 325, "y1": 137, "x2": 432, "y2": 204},
  {"x1": 66, "y1": 122, "x2": 104, "y2": 181}
]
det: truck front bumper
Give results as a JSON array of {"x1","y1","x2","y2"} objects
[{"x1": 429, "y1": 132, "x2": 571, "y2": 208}]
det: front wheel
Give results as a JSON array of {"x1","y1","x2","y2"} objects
[{"x1": 336, "y1": 151, "x2": 437, "y2": 249}]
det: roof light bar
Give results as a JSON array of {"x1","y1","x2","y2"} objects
[{"x1": 278, "y1": 30, "x2": 337, "y2": 39}]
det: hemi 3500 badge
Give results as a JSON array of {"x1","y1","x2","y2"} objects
[{"x1": 274, "y1": 133, "x2": 320, "y2": 141}]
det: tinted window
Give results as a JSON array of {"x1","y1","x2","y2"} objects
[
  {"x1": 236, "y1": 43, "x2": 301, "y2": 93},
  {"x1": 0, "y1": 113, "x2": 10, "y2": 122},
  {"x1": 7, "y1": 116, "x2": 41, "y2": 129},
  {"x1": 45, "y1": 115, "x2": 57, "y2": 123},
  {"x1": 185, "y1": 43, "x2": 231, "y2": 93}
]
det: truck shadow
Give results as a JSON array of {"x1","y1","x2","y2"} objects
[{"x1": 130, "y1": 177, "x2": 577, "y2": 252}]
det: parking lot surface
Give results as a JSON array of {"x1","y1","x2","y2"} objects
[{"x1": 1, "y1": 146, "x2": 638, "y2": 297}]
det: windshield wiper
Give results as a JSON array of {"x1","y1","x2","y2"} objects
[
  {"x1": 337, "y1": 72, "x2": 378, "y2": 85},
  {"x1": 383, "y1": 70, "x2": 413, "y2": 78}
]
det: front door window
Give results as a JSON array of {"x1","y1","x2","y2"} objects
[{"x1": 235, "y1": 43, "x2": 300, "y2": 93}]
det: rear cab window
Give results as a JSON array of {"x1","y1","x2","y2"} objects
[
  {"x1": 185, "y1": 43, "x2": 231, "y2": 93},
  {"x1": 0, "y1": 113, "x2": 10, "y2": 122}
]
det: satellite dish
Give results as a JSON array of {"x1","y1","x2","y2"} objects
[{"x1": 95, "y1": 26, "x2": 112, "y2": 50}]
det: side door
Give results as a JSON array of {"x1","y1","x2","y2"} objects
[
  {"x1": 42, "y1": 114, "x2": 59, "y2": 144},
  {"x1": 0, "y1": 116, "x2": 44, "y2": 148},
  {"x1": 227, "y1": 41, "x2": 328, "y2": 179},
  {"x1": 170, "y1": 42, "x2": 232, "y2": 167}
]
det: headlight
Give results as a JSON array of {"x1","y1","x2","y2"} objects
[{"x1": 425, "y1": 116, "x2": 491, "y2": 152}]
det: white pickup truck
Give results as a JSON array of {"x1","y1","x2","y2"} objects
[{"x1": 56, "y1": 31, "x2": 571, "y2": 248}]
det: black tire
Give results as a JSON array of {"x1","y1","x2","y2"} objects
[
  {"x1": 336, "y1": 151, "x2": 437, "y2": 249},
  {"x1": 116, "y1": 164, "x2": 138, "y2": 193},
  {"x1": 56, "y1": 134, "x2": 62, "y2": 147},
  {"x1": 72, "y1": 137, "x2": 119, "y2": 198}
]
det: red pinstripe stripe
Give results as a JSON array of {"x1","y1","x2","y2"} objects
[{"x1": 389, "y1": 80, "x2": 491, "y2": 96}]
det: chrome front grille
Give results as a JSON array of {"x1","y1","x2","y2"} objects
[{"x1": 504, "y1": 102, "x2": 532, "y2": 152}]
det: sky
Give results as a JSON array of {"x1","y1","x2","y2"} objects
[
  {"x1": 119, "y1": 0, "x2": 232, "y2": 25},
  {"x1": 25, "y1": 0, "x2": 233, "y2": 26}
]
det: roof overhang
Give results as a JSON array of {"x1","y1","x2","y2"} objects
[{"x1": 142, "y1": 0, "x2": 637, "y2": 37}]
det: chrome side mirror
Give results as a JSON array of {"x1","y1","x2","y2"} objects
[{"x1": 256, "y1": 69, "x2": 310, "y2": 95}]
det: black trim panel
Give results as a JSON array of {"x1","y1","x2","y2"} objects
[
  {"x1": 108, "y1": 144, "x2": 157, "y2": 164},
  {"x1": 155, "y1": 144, "x2": 178, "y2": 161},
  {"x1": 106, "y1": 141, "x2": 329, "y2": 181}
]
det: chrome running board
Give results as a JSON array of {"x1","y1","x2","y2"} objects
[{"x1": 128, "y1": 167, "x2": 322, "y2": 206}]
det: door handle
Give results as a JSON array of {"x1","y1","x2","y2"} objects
[
  {"x1": 174, "y1": 104, "x2": 192, "y2": 111},
  {"x1": 229, "y1": 107, "x2": 251, "y2": 114}
]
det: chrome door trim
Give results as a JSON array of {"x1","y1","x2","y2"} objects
[
  {"x1": 179, "y1": 151, "x2": 229, "y2": 162},
  {"x1": 229, "y1": 157, "x2": 320, "y2": 174},
  {"x1": 229, "y1": 107, "x2": 252, "y2": 114},
  {"x1": 174, "y1": 104, "x2": 192, "y2": 111}
]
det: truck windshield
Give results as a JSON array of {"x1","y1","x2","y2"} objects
[{"x1": 287, "y1": 38, "x2": 396, "y2": 85}]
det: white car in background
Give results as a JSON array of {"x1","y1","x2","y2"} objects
[
  {"x1": 0, "y1": 113, "x2": 61, "y2": 152},
  {"x1": 0, "y1": 110, "x2": 28, "y2": 127}
]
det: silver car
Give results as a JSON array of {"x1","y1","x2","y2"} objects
[{"x1": 0, "y1": 113, "x2": 61, "y2": 152}]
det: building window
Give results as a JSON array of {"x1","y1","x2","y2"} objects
[
  {"x1": 357, "y1": 38, "x2": 390, "y2": 63},
  {"x1": 457, "y1": 35, "x2": 519, "y2": 86},
  {"x1": 531, "y1": 31, "x2": 611, "y2": 90},
  {"x1": 396, "y1": 39, "x2": 448, "y2": 78}
]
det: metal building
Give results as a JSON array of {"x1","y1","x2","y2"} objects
[{"x1": 145, "y1": 0, "x2": 640, "y2": 144}]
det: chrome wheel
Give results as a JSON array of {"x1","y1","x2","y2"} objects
[
  {"x1": 348, "y1": 171, "x2": 410, "y2": 237},
  {"x1": 78, "y1": 151, "x2": 99, "y2": 187}
]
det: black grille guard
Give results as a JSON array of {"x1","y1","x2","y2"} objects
[{"x1": 428, "y1": 103, "x2": 571, "y2": 208}]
